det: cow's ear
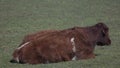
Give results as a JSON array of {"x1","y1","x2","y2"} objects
[
  {"x1": 71, "y1": 26, "x2": 80, "y2": 30},
  {"x1": 95, "y1": 22, "x2": 105, "y2": 28},
  {"x1": 96, "y1": 22, "x2": 104, "y2": 27}
]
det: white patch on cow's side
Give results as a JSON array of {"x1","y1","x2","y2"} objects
[
  {"x1": 70, "y1": 37, "x2": 76, "y2": 52},
  {"x1": 72, "y1": 56, "x2": 77, "y2": 60},
  {"x1": 17, "y1": 42, "x2": 30, "y2": 50}
]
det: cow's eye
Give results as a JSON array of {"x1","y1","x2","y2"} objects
[
  {"x1": 102, "y1": 31, "x2": 106, "y2": 37},
  {"x1": 102, "y1": 33, "x2": 105, "y2": 37}
]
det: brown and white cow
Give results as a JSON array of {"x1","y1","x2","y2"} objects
[{"x1": 10, "y1": 22, "x2": 111, "y2": 64}]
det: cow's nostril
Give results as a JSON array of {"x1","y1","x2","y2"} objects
[
  {"x1": 109, "y1": 39, "x2": 111, "y2": 44},
  {"x1": 107, "y1": 39, "x2": 111, "y2": 45},
  {"x1": 109, "y1": 40, "x2": 111, "y2": 44}
]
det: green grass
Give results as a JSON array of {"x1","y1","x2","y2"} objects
[{"x1": 0, "y1": 0, "x2": 120, "y2": 68}]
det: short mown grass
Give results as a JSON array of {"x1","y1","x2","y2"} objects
[{"x1": 0, "y1": 0, "x2": 120, "y2": 68}]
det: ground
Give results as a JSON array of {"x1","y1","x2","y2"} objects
[{"x1": 0, "y1": 0, "x2": 120, "y2": 68}]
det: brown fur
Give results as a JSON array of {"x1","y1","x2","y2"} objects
[
  {"x1": 10, "y1": 22, "x2": 111, "y2": 64},
  {"x1": 19, "y1": 30, "x2": 57, "y2": 46}
]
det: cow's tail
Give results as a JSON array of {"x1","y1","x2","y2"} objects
[
  {"x1": 10, "y1": 59, "x2": 18, "y2": 63},
  {"x1": 10, "y1": 49, "x2": 25, "y2": 64}
]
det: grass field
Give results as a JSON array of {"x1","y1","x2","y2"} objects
[{"x1": 0, "y1": 0, "x2": 120, "y2": 68}]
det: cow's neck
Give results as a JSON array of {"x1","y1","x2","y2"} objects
[
  {"x1": 85, "y1": 26, "x2": 100, "y2": 46},
  {"x1": 72, "y1": 26, "x2": 100, "y2": 50}
]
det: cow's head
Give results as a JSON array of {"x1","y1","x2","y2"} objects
[{"x1": 95, "y1": 22, "x2": 111, "y2": 46}]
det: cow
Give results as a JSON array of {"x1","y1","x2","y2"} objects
[{"x1": 10, "y1": 22, "x2": 111, "y2": 64}]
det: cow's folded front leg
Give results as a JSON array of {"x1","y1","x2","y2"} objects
[
  {"x1": 76, "y1": 50, "x2": 95, "y2": 60},
  {"x1": 62, "y1": 54, "x2": 71, "y2": 61}
]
